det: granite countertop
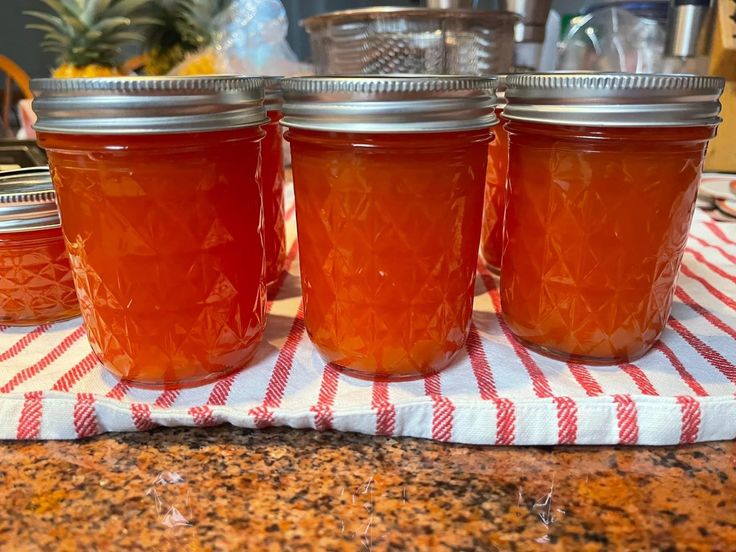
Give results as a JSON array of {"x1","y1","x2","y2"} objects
[{"x1": 0, "y1": 428, "x2": 734, "y2": 551}]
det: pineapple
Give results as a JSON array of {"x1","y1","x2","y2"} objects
[
  {"x1": 26, "y1": 0, "x2": 158, "y2": 78},
  {"x1": 144, "y1": 0, "x2": 231, "y2": 76},
  {"x1": 170, "y1": 46, "x2": 219, "y2": 76}
]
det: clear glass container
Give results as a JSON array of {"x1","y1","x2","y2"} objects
[
  {"x1": 262, "y1": 77, "x2": 287, "y2": 295},
  {"x1": 302, "y1": 8, "x2": 517, "y2": 76},
  {"x1": 282, "y1": 76, "x2": 496, "y2": 379},
  {"x1": 262, "y1": 109, "x2": 286, "y2": 295},
  {"x1": 33, "y1": 76, "x2": 268, "y2": 388},
  {"x1": 0, "y1": 168, "x2": 79, "y2": 325},
  {"x1": 480, "y1": 107, "x2": 509, "y2": 273},
  {"x1": 501, "y1": 72, "x2": 724, "y2": 364}
]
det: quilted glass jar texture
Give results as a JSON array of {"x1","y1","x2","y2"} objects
[
  {"x1": 262, "y1": 110, "x2": 287, "y2": 295},
  {"x1": 33, "y1": 76, "x2": 269, "y2": 388},
  {"x1": 501, "y1": 122, "x2": 717, "y2": 363},
  {"x1": 480, "y1": 108, "x2": 510, "y2": 273},
  {"x1": 0, "y1": 227, "x2": 79, "y2": 325},
  {"x1": 281, "y1": 75, "x2": 496, "y2": 380},
  {"x1": 288, "y1": 129, "x2": 490, "y2": 379},
  {"x1": 0, "y1": 168, "x2": 79, "y2": 326},
  {"x1": 40, "y1": 129, "x2": 267, "y2": 387},
  {"x1": 500, "y1": 72, "x2": 724, "y2": 364}
]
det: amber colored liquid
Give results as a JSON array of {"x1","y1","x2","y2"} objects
[
  {"x1": 0, "y1": 227, "x2": 80, "y2": 325},
  {"x1": 287, "y1": 129, "x2": 489, "y2": 379},
  {"x1": 263, "y1": 110, "x2": 287, "y2": 295},
  {"x1": 480, "y1": 109, "x2": 509, "y2": 272},
  {"x1": 39, "y1": 128, "x2": 267, "y2": 387},
  {"x1": 501, "y1": 122, "x2": 715, "y2": 364}
]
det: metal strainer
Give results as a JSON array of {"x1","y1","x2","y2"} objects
[{"x1": 302, "y1": 7, "x2": 518, "y2": 76}]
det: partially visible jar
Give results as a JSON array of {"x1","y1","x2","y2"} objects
[
  {"x1": 480, "y1": 75, "x2": 508, "y2": 273},
  {"x1": 0, "y1": 167, "x2": 79, "y2": 325},
  {"x1": 282, "y1": 76, "x2": 497, "y2": 380},
  {"x1": 501, "y1": 72, "x2": 725, "y2": 364},
  {"x1": 262, "y1": 77, "x2": 287, "y2": 296},
  {"x1": 33, "y1": 76, "x2": 268, "y2": 388}
]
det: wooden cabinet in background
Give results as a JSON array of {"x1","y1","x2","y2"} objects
[{"x1": 705, "y1": 0, "x2": 736, "y2": 172}]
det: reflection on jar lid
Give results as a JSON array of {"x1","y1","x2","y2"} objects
[
  {"x1": 31, "y1": 76, "x2": 268, "y2": 135},
  {"x1": 495, "y1": 74, "x2": 508, "y2": 108},
  {"x1": 281, "y1": 75, "x2": 498, "y2": 133},
  {"x1": 0, "y1": 167, "x2": 60, "y2": 233},
  {"x1": 503, "y1": 72, "x2": 725, "y2": 127},
  {"x1": 262, "y1": 76, "x2": 284, "y2": 108}
]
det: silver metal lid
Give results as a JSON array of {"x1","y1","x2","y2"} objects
[
  {"x1": 495, "y1": 74, "x2": 508, "y2": 107},
  {"x1": 0, "y1": 167, "x2": 60, "y2": 233},
  {"x1": 31, "y1": 76, "x2": 267, "y2": 135},
  {"x1": 281, "y1": 75, "x2": 498, "y2": 133},
  {"x1": 503, "y1": 72, "x2": 725, "y2": 127},
  {"x1": 262, "y1": 76, "x2": 283, "y2": 109}
]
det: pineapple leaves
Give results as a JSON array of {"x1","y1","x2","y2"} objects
[
  {"x1": 28, "y1": 25, "x2": 71, "y2": 48},
  {"x1": 38, "y1": 0, "x2": 73, "y2": 17},
  {"x1": 105, "y1": 0, "x2": 152, "y2": 18},
  {"x1": 132, "y1": 16, "x2": 164, "y2": 26},
  {"x1": 24, "y1": 11, "x2": 70, "y2": 34},
  {"x1": 60, "y1": 0, "x2": 85, "y2": 19},
  {"x1": 89, "y1": 16, "x2": 132, "y2": 33},
  {"x1": 27, "y1": 0, "x2": 162, "y2": 70},
  {"x1": 104, "y1": 31, "x2": 145, "y2": 42},
  {"x1": 83, "y1": 0, "x2": 114, "y2": 24}
]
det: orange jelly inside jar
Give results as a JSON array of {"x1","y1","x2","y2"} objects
[
  {"x1": 480, "y1": 107, "x2": 509, "y2": 272},
  {"x1": 262, "y1": 110, "x2": 287, "y2": 295},
  {"x1": 501, "y1": 122, "x2": 717, "y2": 364},
  {"x1": 0, "y1": 227, "x2": 79, "y2": 325},
  {"x1": 287, "y1": 129, "x2": 489, "y2": 379},
  {"x1": 38, "y1": 128, "x2": 267, "y2": 387}
]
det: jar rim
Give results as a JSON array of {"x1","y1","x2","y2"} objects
[
  {"x1": 31, "y1": 75, "x2": 268, "y2": 135},
  {"x1": 503, "y1": 72, "x2": 725, "y2": 127},
  {"x1": 262, "y1": 76, "x2": 283, "y2": 107},
  {"x1": 281, "y1": 75, "x2": 498, "y2": 133},
  {"x1": 0, "y1": 167, "x2": 60, "y2": 232}
]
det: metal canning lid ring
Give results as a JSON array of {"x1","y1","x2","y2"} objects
[
  {"x1": 503, "y1": 72, "x2": 726, "y2": 128},
  {"x1": 281, "y1": 75, "x2": 498, "y2": 133},
  {"x1": 0, "y1": 167, "x2": 60, "y2": 233},
  {"x1": 31, "y1": 76, "x2": 268, "y2": 135},
  {"x1": 262, "y1": 76, "x2": 284, "y2": 108}
]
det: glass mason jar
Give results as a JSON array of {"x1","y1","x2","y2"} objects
[
  {"x1": 282, "y1": 76, "x2": 497, "y2": 380},
  {"x1": 480, "y1": 107, "x2": 509, "y2": 273},
  {"x1": 33, "y1": 76, "x2": 269, "y2": 388},
  {"x1": 0, "y1": 168, "x2": 79, "y2": 325},
  {"x1": 500, "y1": 72, "x2": 725, "y2": 364},
  {"x1": 262, "y1": 77, "x2": 287, "y2": 295},
  {"x1": 481, "y1": 76, "x2": 508, "y2": 273}
]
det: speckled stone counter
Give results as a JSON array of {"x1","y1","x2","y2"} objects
[{"x1": 0, "y1": 429, "x2": 734, "y2": 551}]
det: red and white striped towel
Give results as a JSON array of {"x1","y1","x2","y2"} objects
[{"x1": 0, "y1": 185, "x2": 734, "y2": 445}]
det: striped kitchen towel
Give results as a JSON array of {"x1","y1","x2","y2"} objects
[{"x1": 0, "y1": 186, "x2": 734, "y2": 445}]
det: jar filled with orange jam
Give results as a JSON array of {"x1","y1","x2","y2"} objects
[
  {"x1": 0, "y1": 167, "x2": 79, "y2": 325},
  {"x1": 282, "y1": 76, "x2": 497, "y2": 379},
  {"x1": 33, "y1": 76, "x2": 269, "y2": 388},
  {"x1": 480, "y1": 75, "x2": 509, "y2": 273},
  {"x1": 501, "y1": 72, "x2": 725, "y2": 364},
  {"x1": 262, "y1": 77, "x2": 287, "y2": 295}
]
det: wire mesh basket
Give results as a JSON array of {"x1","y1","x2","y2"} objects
[{"x1": 302, "y1": 7, "x2": 517, "y2": 76}]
